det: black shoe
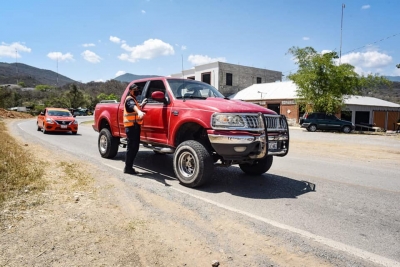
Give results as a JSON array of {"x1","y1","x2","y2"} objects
[{"x1": 123, "y1": 167, "x2": 138, "y2": 175}]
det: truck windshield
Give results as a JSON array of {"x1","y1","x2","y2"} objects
[{"x1": 167, "y1": 79, "x2": 225, "y2": 99}]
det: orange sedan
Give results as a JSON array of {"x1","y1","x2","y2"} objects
[{"x1": 37, "y1": 108, "x2": 78, "y2": 134}]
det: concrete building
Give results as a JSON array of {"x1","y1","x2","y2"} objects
[
  {"x1": 170, "y1": 62, "x2": 282, "y2": 96},
  {"x1": 232, "y1": 81, "x2": 400, "y2": 131}
]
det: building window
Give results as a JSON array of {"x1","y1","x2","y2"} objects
[
  {"x1": 226, "y1": 73, "x2": 233, "y2": 86},
  {"x1": 202, "y1": 72, "x2": 211, "y2": 85},
  {"x1": 257, "y1": 77, "x2": 262, "y2": 84}
]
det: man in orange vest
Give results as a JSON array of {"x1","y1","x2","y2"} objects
[{"x1": 123, "y1": 84, "x2": 147, "y2": 174}]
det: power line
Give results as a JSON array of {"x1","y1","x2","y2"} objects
[{"x1": 343, "y1": 32, "x2": 400, "y2": 54}]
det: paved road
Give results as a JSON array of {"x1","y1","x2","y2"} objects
[{"x1": 12, "y1": 117, "x2": 400, "y2": 266}]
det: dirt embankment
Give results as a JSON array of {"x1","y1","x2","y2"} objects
[{"x1": 0, "y1": 108, "x2": 34, "y2": 119}]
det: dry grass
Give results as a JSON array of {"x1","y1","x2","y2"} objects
[
  {"x1": 0, "y1": 121, "x2": 46, "y2": 207},
  {"x1": 58, "y1": 161, "x2": 94, "y2": 191}
]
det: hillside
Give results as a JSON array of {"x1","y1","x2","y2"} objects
[
  {"x1": 364, "y1": 81, "x2": 400, "y2": 104},
  {"x1": 0, "y1": 62, "x2": 76, "y2": 87}
]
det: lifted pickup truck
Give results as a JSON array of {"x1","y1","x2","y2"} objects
[{"x1": 93, "y1": 77, "x2": 289, "y2": 187}]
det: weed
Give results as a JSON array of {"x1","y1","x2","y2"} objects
[{"x1": 0, "y1": 121, "x2": 46, "y2": 208}]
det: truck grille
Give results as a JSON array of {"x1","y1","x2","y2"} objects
[
  {"x1": 211, "y1": 113, "x2": 288, "y2": 132},
  {"x1": 244, "y1": 115, "x2": 260, "y2": 128},
  {"x1": 264, "y1": 115, "x2": 288, "y2": 131},
  {"x1": 245, "y1": 114, "x2": 288, "y2": 132}
]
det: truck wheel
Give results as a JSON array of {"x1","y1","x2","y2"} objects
[
  {"x1": 239, "y1": 155, "x2": 273, "y2": 175},
  {"x1": 98, "y1": 128, "x2": 119, "y2": 159},
  {"x1": 173, "y1": 140, "x2": 213, "y2": 188},
  {"x1": 308, "y1": 124, "x2": 317, "y2": 132}
]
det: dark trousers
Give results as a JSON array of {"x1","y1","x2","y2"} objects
[{"x1": 125, "y1": 124, "x2": 141, "y2": 169}]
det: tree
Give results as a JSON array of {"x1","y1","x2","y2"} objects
[
  {"x1": 287, "y1": 46, "x2": 390, "y2": 114},
  {"x1": 96, "y1": 93, "x2": 118, "y2": 102},
  {"x1": 35, "y1": 84, "x2": 55, "y2": 92},
  {"x1": 66, "y1": 84, "x2": 86, "y2": 109},
  {"x1": 18, "y1": 81, "x2": 26, "y2": 87}
]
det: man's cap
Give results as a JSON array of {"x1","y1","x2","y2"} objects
[{"x1": 129, "y1": 84, "x2": 139, "y2": 90}]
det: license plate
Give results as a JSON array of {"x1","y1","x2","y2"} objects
[
  {"x1": 268, "y1": 141, "x2": 277, "y2": 150},
  {"x1": 61, "y1": 125, "x2": 67, "y2": 129}
]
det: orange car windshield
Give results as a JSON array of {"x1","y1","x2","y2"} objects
[{"x1": 48, "y1": 111, "x2": 71, "y2": 116}]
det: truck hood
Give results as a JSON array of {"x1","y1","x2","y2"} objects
[{"x1": 175, "y1": 98, "x2": 277, "y2": 114}]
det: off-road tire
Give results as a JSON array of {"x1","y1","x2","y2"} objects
[
  {"x1": 173, "y1": 140, "x2": 213, "y2": 188},
  {"x1": 37, "y1": 123, "x2": 41, "y2": 131},
  {"x1": 239, "y1": 155, "x2": 273, "y2": 175},
  {"x1": 98, "y1": 128, "x2": 119, "y2": 158}
]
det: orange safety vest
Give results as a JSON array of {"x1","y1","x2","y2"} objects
[{"x1": 123, "y1": 96, "x2": 143, "y2": 127}]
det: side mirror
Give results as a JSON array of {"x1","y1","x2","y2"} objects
[{"x1": 151, "y1": 91, "x2": 166, "y2": 102}]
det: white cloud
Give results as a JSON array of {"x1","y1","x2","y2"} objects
[
  {"x1": 47, "y1": 52, "x2": 74, "y2": 62},
  {"x1": 303, "y1": 37, "x2": 310, "y2": 41},
  {"x1": 81, "y1": 50, "x2": 102, "y2": 63},
  {"x1": 0, "y1": 42, "x2": 31, "y2": 58},
  {"x1": 115, "y1": 70, "x2": 126, "y2": 77},
  {"x1": 141, "y1": 10, "x2": 146, "y2": 14},
  {"x1": 181, "y1": 45, "x2": 187, "y2": 50},
  {"x1": 82, "y1": 43, "x2": 95, "y2": 47},
  {"x1": 110, "y1": 36, "x2": 121, "y2": 44},
  {"x1": 361, "y1": 5, "x2": 370, "y2": 9},
  {"x1": 95, "y1": 79, "x2": 104, "y2": 82},
  {"x1": 187, "y1": 54, "x2": 226, "y2": 66},
  {"x1": 341, "y1": 50, "x2": 392, "y2": 68},
  {"x1": 118, "y1": 39, "x2": 174, "y2": 62},
  {"x1": 321, "y1": 50, "x2": 332, "y2": 55}
]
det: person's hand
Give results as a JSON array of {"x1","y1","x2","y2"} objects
[
  {"x1": 137, "y1": 110, "x2": 145, "y2": 119},
  {"x1": 140, "y1": 98, "x2": 148, "y2": 107}
]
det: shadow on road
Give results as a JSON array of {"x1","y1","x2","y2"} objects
[{"x1": 111, "y1": 150, "x2": 315, "y2": 199}]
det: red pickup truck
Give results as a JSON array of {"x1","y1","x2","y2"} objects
[{"x1": 93, "y1": 77, "x2": 289, "y2": 187}]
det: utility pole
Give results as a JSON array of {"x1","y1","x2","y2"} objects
[
  {"x1": 15, "y1": 49, "x2": 19, "y2": 84},
  {"x1": 339, "y1": 3, "x2": 345, "y2": 65},
  {"x1": 57, "y1": 57, "x2": 59, "y2": 86}
]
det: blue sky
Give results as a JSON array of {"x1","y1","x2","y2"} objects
[{"x1": 1, "y1": 0, "x2": 399, "y2": 83}]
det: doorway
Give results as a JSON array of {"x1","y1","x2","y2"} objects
[{"x1": 267, "y1": 104, "x2": 280, "y2": 115}]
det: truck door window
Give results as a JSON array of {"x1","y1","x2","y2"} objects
[{"x1": 146, "y1": 80, "x2": 166, "y2": 103}]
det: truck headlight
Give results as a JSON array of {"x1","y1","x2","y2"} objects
[
  {"x1": 212, "y1": 113, "x2": 245, "y2": 128},
  {"x1": 46, "y1": 118, "x2": 54, "y2": 123}
]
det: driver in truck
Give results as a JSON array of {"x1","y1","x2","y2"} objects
[{"x1": 123, "y1": 84, "x2": 147, "y2": 174}]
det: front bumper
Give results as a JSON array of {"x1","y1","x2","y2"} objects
[
  {"x1": 44, "y1": 123, "x2": 78, "y2": 132},
  {"x1": 208, "y1": 133, "x2": 288, "y2": 159},
  {"x1": 207, "y1": 114, "x2": 289, "y2": 160}
]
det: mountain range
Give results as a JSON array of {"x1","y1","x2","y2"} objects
[
  {"x1": 0, "y1": 62, "x2": 399, "y2": 104},
  {"x1": 0, "y1": 62, "x2": 76, "y2": 87}
]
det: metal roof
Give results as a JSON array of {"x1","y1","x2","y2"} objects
[
  {"x1": 232, "y1": 81, "x2": 299, "y2": 100},
  {"x1": 231, "y1": 81, "x2": 400, "y2": 108},
  {"x1": 344, "y1": 95, "x2": 400, "y2": 107}
]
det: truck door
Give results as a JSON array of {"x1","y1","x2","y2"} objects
[{"x1": 140, "y1": 80, "x2": 170, "y2": 145}]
